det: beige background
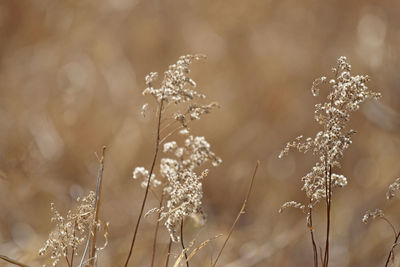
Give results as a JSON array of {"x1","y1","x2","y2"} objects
[{"x1": 0, "y1": 0, "x2": 399, "y2": 266}]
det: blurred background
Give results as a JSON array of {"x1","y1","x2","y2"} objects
[{"x1": 0, "y1": 0, "x2": 400, "y2": 266}]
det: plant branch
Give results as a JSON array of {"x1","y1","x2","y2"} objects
[
  {"x1": 125, "y1": 98, "x2": 165, "y2": 267},
  {"x1": 212, "y1": 160, "x2": 259, "y2": 267}
]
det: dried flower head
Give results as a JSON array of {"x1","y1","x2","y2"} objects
[
  {"x1": 161, "y1": 169, "x2": 208, "y2": 241},
  {"x1": 362, "y1": 209, "x2": 384, "y2": 224},
  {"x1": 133, "y1": 166, "x2": 161, "y2": 189},
  {"x1": 159, "y1": 132, "x2": 221, "y2": 240},
  {"x1": 133, "y1": 55, "x2": 221, "y2": 243},
  {"x1": 142, "y1": 54, "x2": 206, "y2": 104},
  {"x1": 39, "y1": 192, "x2": 97, "y2": 266},
  {"x1": 279, "y1": 201, "x2": 306, "y2": 213},
  {"x1": 279, "y1": 56, "x2": 381, "y2": 209},
  {"x1": 387, "y1": 178, "x2": 400, "y2": 200}
]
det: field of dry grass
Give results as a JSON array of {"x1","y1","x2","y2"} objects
[{"x1": 1, "y1": 1, "x2": 400, "y2": 266}]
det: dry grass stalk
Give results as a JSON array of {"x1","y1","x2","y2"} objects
[
  {"x1": 212, "y1": 160, "x2": 259, "y2": 267},
  {"x1": 172, "y1": 235, "x2": 221, "y2": 267},
  {"x1": 124, "y1": 76, "x2": 165, "y2": 267},
  {"x1": 88, "y1": 146, "x2": 106, "y2": 266}
]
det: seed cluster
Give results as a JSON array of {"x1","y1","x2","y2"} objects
[{"x1": 280, "y1": 56, "x2": 381, "y2": 209}]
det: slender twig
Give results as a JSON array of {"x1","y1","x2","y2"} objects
[
  {"x1": 79, "y1": 234, "x2": 90, "y2": 267},
  {"x1": 322, "y1": 164, "x2": 332, "y2": 267},
  {"x1": 165, "y1": 238, "x2": 172, "y2": 267},
  {"x1": 186, "y1": 235, "x2": 221, "y2": 263},
  {"x1": 0, "y1": 255, "x2": 30, "y2": 267},
  {"x1": 212, "y1": 160, "x2": 259, "y2": 267},
  {"x1": 89, "y1": 146, "x2": 106, "y2": 266},
  {"x1": 160, "y1": 125, "x2": 184, "y2": 145},
  {"x1": 78, "y1": 146, "x2": 107, "y2": 267},
  {"x1": 381, "y1": 217, "x2": 398, "y2": 239},
  {"x1": 180, "y1": 220, "x2": 189, "y2": 267},
  {"x1": 307, "y1": 205, "x2": 318, "y2": 267},
  {"x1": 151, "y1": 192, "x2": 165, "y2": 267},
  {"x1": 160, "y1": 120, "x2": 179, "y2": 135},
  {"x1": 125, "y1": 98, "x2": 165, "y2": 267},
  {"x1": 384, "y1": 232, "x2": 400, "y2": 267}
]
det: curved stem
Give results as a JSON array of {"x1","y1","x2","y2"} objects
[
  {"x1": 124, "y1": 99, "x2": 164, "y2": 267},
  {"x1": 381, "y1": 217, "x2": 398, "y2": 239},
  {"x1": 180, "y1": 220, "x2": 189, "y2": 267}
]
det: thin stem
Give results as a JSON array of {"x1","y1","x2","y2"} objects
[
  {"x1": 78, "y1": 233, "x2": 91, "y2": 267},
  {"x1": 212, "y1": 161, "x2": 259, "y2": 267},
  {"x1": 160, "y1": 120, "x2": 179, "y2": 134},
  {"x1": 308, "y1": 205, "x2": 318, "y2": 267},
  {"x1": 71, "y1": 248, "x2": 75, "y2": 267},
  {"x1": 124, "y1": 99, "x2": 165, "y2": 267},
  {"x1": 71, "y1": 220, "x2": 77, "y2": 267},
  {"x1": 180, "y1": 220, "x2": 189, "y2": 267},
  {"x1": 151, "y1": 192, "x2": 165, "y2": 267},
  {"x1": 381, "y1": 217, "x2": 398, "y2": 239},
  {"x1": 160, "y1": 125, "x2": 184, "y2": 145},
  {"x1": 319, "y1": 246, "x2": 324, "y2": 266},
  {"x1": 165, "y1": 238, "x2": 172, "y2": 267},
  {"x1": 89, "y1": 146, "x2": 107, "y2": 266},
  {"x1": 384, "y1": 232, "x2": 400, "y2": 267},
  {"x1": 323, "y1": 164, "x2": 332, "y2": 267},
  {"x1": 65, "y1": 254, "x2": 72, "y2": 267},
  {"x1": 0, "y1": 255, "x2": 30, "y2": 267}
]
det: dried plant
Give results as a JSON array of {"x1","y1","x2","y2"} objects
[
  {"x1": 279, "y1": 56, "x2": 381, "y2": 267},
  {"x1": 39, "y1": 192, "x2": 107, "y2": 267},
  {"x1": 125, "y1": 55, "x2": 221, "y2": 267},
  {"x1": 39, "y1": 147, "x2": 108, "y2": 267},
  {"x1": 363, "y1": 177, "x2": 400, "y2": 267}
]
